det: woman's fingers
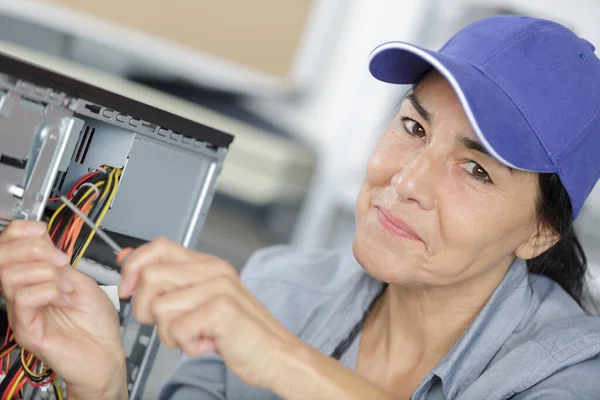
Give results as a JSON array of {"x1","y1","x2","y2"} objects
[
  {"x1": 168, "y1": 296, "x2": 240, "y2": 357},
  {"x1": 149, "y1": 282, "x2": 227, "y2": 346},
  {"x1": 0, "y1": 262, "x2": 63, "y2": 299},
  {"x1": 0, "y1": 220, "x2": 47, "y2": 243},
  {"x1": 0, "y1": 236, "x2": 68, "y2": 267},
  {"x1": 147, "y1": 275, "x2": 256, "y2": 348},
  {"x1": 8, "y1": 281, "x2": 65, "y2": 350},
  {"x1": 119, "y1": 237, "x2": 205, "y2": 298},
  {"x1": 132, "y1": 263, "x2": 240, "y2": 324},
  {"x1": 3, "y1": 262, "x2": 73, "y2": 347}
]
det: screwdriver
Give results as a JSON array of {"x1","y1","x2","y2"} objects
[{"x1": 59, "y1": 196, "x2": 133, "y2": 265}]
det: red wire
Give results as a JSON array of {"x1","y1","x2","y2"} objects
[
  {"x1": 60, "y1": 170, "x2": 99, "y2": 250},
  {"x1": 50, "y1": 219, "x2": 63, "y2": 242},
  {"x1": 52, "y1": 171, "x2": 98, "y2": 241},
  {"x1": 2, "y1": 366, "x2": 22, "y2": 400},
  {"x1": 58, "y1": 216, "x2": 76, "y2": 251},
  {"x1": 27, "y1": 373, "x2": 55, "y2": 388},
  {"x1": 67, "y1": 171, "x2": 98, "y2": 198},
  {"x1": 1, "y1": 329, "x2": 8, "y2": 373},
  {"x1": 14, "y1": 378, "x2": 26, "y2": 398},
  {"x1": 2, "y1": 172, "x2": 101, "y2": 400},
  {"x1": 3, "y1": 326, "x2": 10, "y2": 346},
  {"x1": 0, "y1": 326, "x2": 10, "y2": 375}
]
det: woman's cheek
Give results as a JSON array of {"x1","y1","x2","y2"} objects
[{"x1": 365, "y1": 140, "x2": 400, "y2": 186}]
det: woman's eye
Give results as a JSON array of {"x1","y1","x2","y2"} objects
[
  {"x1": 401, "y1": 118, "x2": 426, "y2": 139},
  {"x1": 464, "y1": 161, "x2": 492, "y2": 184}
]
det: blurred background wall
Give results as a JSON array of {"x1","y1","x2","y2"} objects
[{"x1": 0, "y1": 0, "x2": 599, "y2": 397}]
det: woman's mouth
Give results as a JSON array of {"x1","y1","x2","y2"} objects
[{"x1": 375, "y1": 207, "x2": 423, "y2": 242}]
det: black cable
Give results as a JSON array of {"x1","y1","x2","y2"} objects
[
  {"x1": 21, "y1": 353, "x2": 53, "y2": 383},
  {"x1": 72, "y1": 167, "x2": 116, "y2": 260},
  {"x1": 48, "y1": 170, "x2": 104, "y2": 235},
  {"x1": 85, "y1": 231, "x2": 147, "y2": 270},
  {"x1": 0, "y1": 352, "x2": 22, "y2": 398},
  {"x1": 52, "y1": 383, "x2": 60, "y2": 400},
  {"x1": 14, "y1": 168, "x2": 110, "y2": 399},
  {"x1": 50, "y1": 182, "x2": 97, "y2": 248},
  {"x1": 0, "y1": 340, "x2": 16, "y2": 353},
  {"x1": 53, "y1": 170, "x2": 110, "y2": 263},
  {"x1": 87, "y1": 167, "x2": 114, "y2": 222},
  {"x1": 22, "y1": 370, "x2": 53, "y2": 384}
]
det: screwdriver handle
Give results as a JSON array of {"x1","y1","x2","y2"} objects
[{"x1": 116, "y1": 247, "x2": 133, "y2": 265}]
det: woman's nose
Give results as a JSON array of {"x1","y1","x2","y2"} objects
[{"x1": 391, "y1": 152, "x2": 437, "y2": 211}]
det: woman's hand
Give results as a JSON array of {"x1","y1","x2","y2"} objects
[
  {"x1": 0, "y1": 221, "x2": 127, "y2": 399},
  {"x1": 119, "y1": 238, "x2": 301, "y2": 390}
]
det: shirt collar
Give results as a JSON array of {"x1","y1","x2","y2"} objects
[{"x1": 428, "y1": 258, "x2": 532, "y2": 399}]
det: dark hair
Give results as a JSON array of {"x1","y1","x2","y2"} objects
[{"x1": 527, "y1": 173, "x2": 587, "y2": 305}]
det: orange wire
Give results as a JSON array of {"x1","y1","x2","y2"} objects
[
  {"x1": 59, "y1": 211, "x2": 82, "y2": 252},
  {"x1": 66, "y1": 197, "x2": 94, "y2": 258},
  {"x1": 15, "y1": 378, "x2": 26, "y2": 398},
  {"x1": 64, "y1": 218, "x2": 81, "y2": 258},
  {"x1": 60, "y1": 195, "x2": 95, "y2": 256},
  {"x1": 59, "y1": 218, "x2": 76, "y2": 251},
  {"x1": 59, "y1": 191, "x2": 97, "y2": 252},
  {"x1": 0, "y1": 342, "x2": 17, "y2": 360},
  {"x1": 1, "y1": 179, "x2": 103, "y2": 395}
]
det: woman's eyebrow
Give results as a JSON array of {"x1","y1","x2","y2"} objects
[
  {"x1": 458, "y1": 135, "x2": 490, "y2": 156},
  {"x1": 405, "y1": 92, "x2": 432, "y2": 124},
  {"x1": 458, "y1": 135, "x2": 515, "y2": 174}
]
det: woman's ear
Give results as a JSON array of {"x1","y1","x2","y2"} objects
[{"x1": 515, "y1": 223, "x2": 560, "y2": 260}]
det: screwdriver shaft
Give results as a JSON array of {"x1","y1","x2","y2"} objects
[{"x1": 59, "y1": 196, "x2": 123, "y2": 255}]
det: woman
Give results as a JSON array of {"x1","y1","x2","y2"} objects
[{"x1": 1, "y1": 14, "x2": 600, "y2": 400}]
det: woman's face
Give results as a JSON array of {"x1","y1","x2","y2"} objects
[{"x1": 354, "y1": 71, "x2": 549, "y2": 286}]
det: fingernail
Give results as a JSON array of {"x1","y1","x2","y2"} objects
[{"x1": 54, "y1": 251, "x2": 70, "y2": 265}]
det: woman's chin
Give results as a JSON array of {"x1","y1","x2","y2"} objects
[{"x1": 352, "y1": 234, "x2": 417, "y2": 285}]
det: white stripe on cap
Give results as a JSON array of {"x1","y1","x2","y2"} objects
[{"x1": 370, "y1": 42, "x2": 525, "y2": 171}]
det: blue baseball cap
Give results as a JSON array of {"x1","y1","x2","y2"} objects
[{"x1": 368, "y1": 15, "x2": 600, "y2": 219}]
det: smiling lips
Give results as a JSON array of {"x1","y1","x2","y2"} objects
[{"x1": 376, "y1": 207, "x2": 423, "y2": 242}]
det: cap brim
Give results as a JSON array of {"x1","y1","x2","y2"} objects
[{"x1": 369, "y1": 42, "x2": 555, "y2": 172}]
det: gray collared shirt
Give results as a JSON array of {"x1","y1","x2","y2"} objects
[{"x1": 159, "y1": 245, "x2": 600, "y2": 399}]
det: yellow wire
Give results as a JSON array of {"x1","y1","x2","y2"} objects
[
  {"x1": 6, "y1": 369, "x2": 25, "y2": 399},
  {"x1": 99, "y1": 166, "x2": 114, "y2": 202},
  {"x1": 53, "y1": 377, "x2": 64, "y2": 400},
  {"x1": 47, "y1": 202, "x2": 66, "y2": 232},
  {"x1": 19, "y1": 348, "x2": 43, "y2": 378},
  {"x1": 75, "y1": 182, "x2": 105, "y2": 206},
  {"x1": 8, "y1": 171, "x2": 117, "y2": 398},
  {"x1": 54, "y1": 386, "x2": 64, "y2": 400},
  {"x1": 73, "y1": 169, "x2": 122, "y2": 268},
  {"x1": 47, "y1": 181, "x2": 106, "y2": 232}
]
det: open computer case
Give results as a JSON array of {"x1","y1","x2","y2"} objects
[{"x1": 0, "y1": 50, "x2": 233, "y2": 399}]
